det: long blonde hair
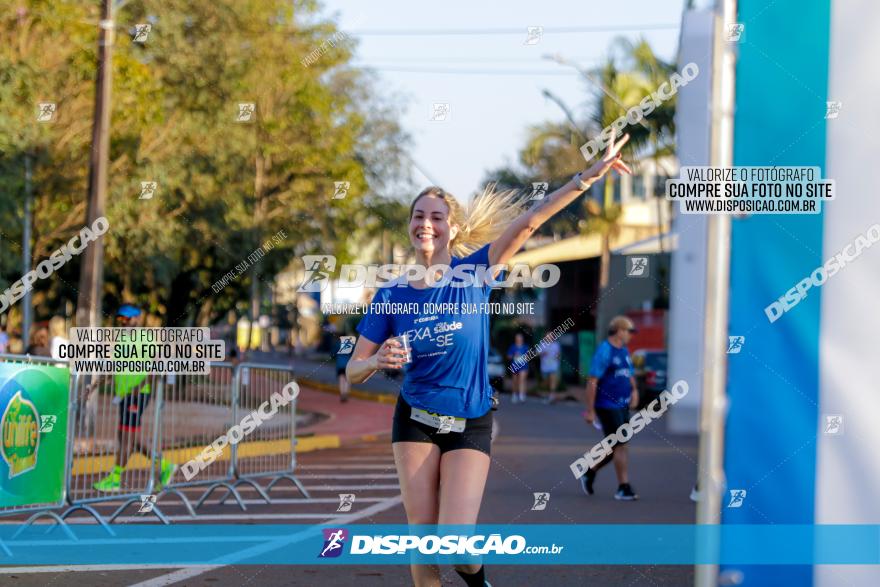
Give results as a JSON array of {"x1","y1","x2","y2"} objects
[{"x1": 409, "y1": 184, "x2": 530, "y2": 258}]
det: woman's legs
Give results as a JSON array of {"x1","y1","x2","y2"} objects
[
  {"x1": 394, "y1": 441, "x2": 442, "y2": 587},
  {"x1": 438, "y1": 448, "x2": 491, "y2": 576},
  {"x1": 517, "y1": 371, "x2": 527, "y2": 401}
]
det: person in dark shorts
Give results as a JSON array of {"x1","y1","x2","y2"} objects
[
  {"x1": 344, "y1": 135, "x2": 630, "y2": 587},
  {"x1": 392, "y1": 394, "x2": 493, "y2": 456},
  {"x1": 90, "y1": 305, "x2": 177, "y2": 492},
  {"x1": 582, "y1": 315, "x2": 640, "y2": 500}
]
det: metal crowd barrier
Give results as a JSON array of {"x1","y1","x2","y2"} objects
[
  {"x1": 66, "y1": 372, "x2": 167, "y2": 524},
  {"x1": 0, "y1": 353, "x2": 306, "y2": 530},
  {"x1": 213, "y1": 363, "x2": 309, "y2": 509},
  {"x1": 158, "y1": 363, "x2": 241, "y2": 513}
]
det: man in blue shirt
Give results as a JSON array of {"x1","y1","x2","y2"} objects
[{"x1": 582, "y1": 315, "x2": 639, "y2": 500}]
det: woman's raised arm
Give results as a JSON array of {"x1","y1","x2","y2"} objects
[{"x1": 488, "y1": 133, "x2": 632, "y2": 267}]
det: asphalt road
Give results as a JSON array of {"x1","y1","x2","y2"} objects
[{"x1": 1, "y1": 395, "x2": 698, "y2": 587}]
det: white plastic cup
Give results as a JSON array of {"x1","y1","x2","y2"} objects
[{"x1": 390, "y1": 334, "x2": 412, "y2": 364}]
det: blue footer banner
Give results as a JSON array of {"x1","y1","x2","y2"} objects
[{"x1": 0, "y1": 525, "x2": 878, "y2": 565}]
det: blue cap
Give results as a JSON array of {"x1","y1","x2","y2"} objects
[{"x1": 117, "y1": 304, "x2": 142, "y2": 318}]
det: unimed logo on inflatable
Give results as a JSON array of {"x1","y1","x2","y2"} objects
[{"x1": 0, "y1": 383, "x2": 41, "y2": 478}]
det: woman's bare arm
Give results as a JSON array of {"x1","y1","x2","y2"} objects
[
  {"x1": 345, "y1": 335, "x2": 407, "y2": 384},
  {"x1": 488, "y1": 133, "x2": 632, "y2": 267}
]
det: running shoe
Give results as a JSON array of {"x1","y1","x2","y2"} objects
[
  {"x1": 689, "y1": 485, "x2": 700, "y2": 502},
  {"x1": 158, "y1": 460, "x2": 177, "y2": 489},
  {"x1": 93, "y1": 471, "x2": 122, "y2": 492},
  {"x1": 581, "y1": 469, "x2": 596, "y2": 495},
  {"x1": 614, "y1": 483, "x2": 639, "y2": 501}
]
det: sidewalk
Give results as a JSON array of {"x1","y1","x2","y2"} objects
[
  {"x1": 245, "y1": 349, "x2": 403, "y2": 398},
  {"x1": 295, "y1": 383, "x2": 394, "y2": 449}
]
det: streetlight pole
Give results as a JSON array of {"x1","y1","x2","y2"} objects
[
  {"x1": 695, "y1": 0, "x2": 736, "y2": 585},
  {"x1": 543, "y1": 53, "x2": 651, "y2": 132},
  {"x1": 22, "y1": 154, "x2": 33, "y2": 342},
  {"x1": 76, "y1": 0, "x2": 114, "y2": 327}
]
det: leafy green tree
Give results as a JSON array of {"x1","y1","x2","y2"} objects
[{"x1": 0, "y1": 0, "x2": 410, "y2": 329}]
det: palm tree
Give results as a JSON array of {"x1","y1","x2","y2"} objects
[
  {"x1": 583, "y1": 57, "x2": 649, "y2": 288},
  {"x1": 615, "y1": 38, "x2": 677, "y2": 252},
  {"x1": 492, "y1": 39, "x2": 678, "y2": 285},
  {"x1": 582, "y1": 39, "x2": 678, "y2": 286}
]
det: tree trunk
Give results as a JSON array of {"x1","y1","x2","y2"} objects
[{"x1": 196, "y1": 295, "x2": 215, "y2": 327}]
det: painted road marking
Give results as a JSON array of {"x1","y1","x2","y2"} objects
[{"x1": 128, "y1": 495, "x2": 404, "y2": 586}]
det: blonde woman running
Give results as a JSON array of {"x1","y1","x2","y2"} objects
[{"x1": 347, "y1": 134, "x2": 631, "y2": 587}]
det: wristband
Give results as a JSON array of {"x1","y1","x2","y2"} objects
[{"x1": 573, "y1": 172, "x2": 591, "y2": 191}]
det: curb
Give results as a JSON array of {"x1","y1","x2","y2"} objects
[
  {"x1": 299, "y1": 377, "x2": 398, "y2": 405},
  {"x1": 70, "y1": 432, "x2": 390, "y2": 476},
  {"x1": 339, "y1": 431, "x2": 393, "y2": 447}
]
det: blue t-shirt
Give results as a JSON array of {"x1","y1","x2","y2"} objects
[
  {"x1": 588, "y1": 340, "x2": 634, "y2": 408},
  {"x1": 506, "y1": 344, "x2": 529, "y2": 364},
  {"x1": 356, "y1": 244, "x2": 498, "y2": 418}
]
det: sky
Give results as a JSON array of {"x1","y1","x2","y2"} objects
[{"x1": 319, "y1": 0, "x2": 685, "y2": 199}]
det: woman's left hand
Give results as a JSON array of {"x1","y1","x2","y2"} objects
[{"x1": 580, "y1": 132, "x2": 633, "y2": 183}]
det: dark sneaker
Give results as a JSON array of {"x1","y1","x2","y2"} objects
[
  {"x1": 580, "y1": 469, "x2": 595, "y2": 495},
  {"x1": 586, "y1": 469, "x2": 596, "y2": 495},
  {"x1": 614, "y1": 483, "x2": 638, "y2": 501}
]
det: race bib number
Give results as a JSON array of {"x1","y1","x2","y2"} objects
[{"x1": 410, "y1": 408, "x2": 466, "y2": 433}]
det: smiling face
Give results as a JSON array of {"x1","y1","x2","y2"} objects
[{"x1": 409, "y1": 194, "x2": 459, "y2": 255}]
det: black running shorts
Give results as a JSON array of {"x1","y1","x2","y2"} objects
[
  {"x1": 595, "y1": 406, "x2": 631, "y2": 442},
  {"x1": 119, "y1": 392, "x2": 151, "y2": 430},
  {"x1": 392, "y1": 394, "x2": 493, "y2": 456}
]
